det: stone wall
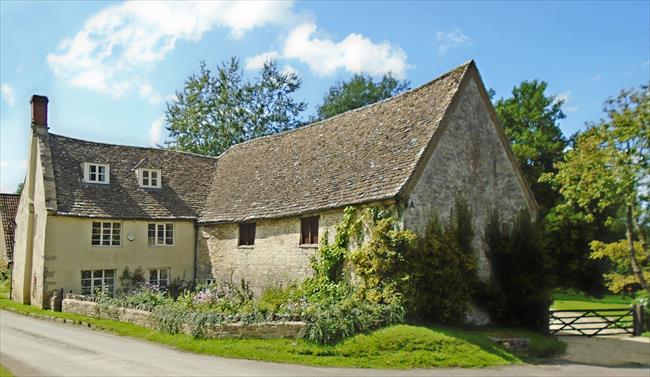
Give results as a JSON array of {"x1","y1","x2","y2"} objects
[
  {"x1": 62, "y1": 298, "x2": 304, "y2": 339},
  {"x1": 196, "y1": 210, "x2": 343, "y2": 293},
  {"x1": 401, "y1": 77, "x2": 535, "y2": 281},
  {"x1": 62, "y1": 298, "x2": 152, "y2": 327}
]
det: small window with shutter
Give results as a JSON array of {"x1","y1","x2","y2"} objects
[
  {"x1": 300, "y1": 216, "x2": 319, "y2": 245},
  {"x1": 238, "y1": 223, "x2": 256, "y2": 246}
]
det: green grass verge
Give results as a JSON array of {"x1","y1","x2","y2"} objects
[
  {"x1": 0, "y1": 281, "x2": 564, "y2": 368},
  {"x1": 0, "y1": 363, "x2": 14, "y2": 377}
]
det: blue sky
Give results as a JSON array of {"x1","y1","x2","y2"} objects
[{"x1": 1, "y1": 1, "x2": 648, "y2": 193}]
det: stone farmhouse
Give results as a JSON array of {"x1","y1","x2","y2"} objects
[
  {"x1": 11, "y1": 61, "x2": 536, "y2": 308},
  {"x1": 0, "y1": 193, "x2": 20, "y2": 262}
]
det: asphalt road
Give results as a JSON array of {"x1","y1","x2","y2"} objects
[{"x1": 1, "y1": 310, "x2": 648, "y2": 377}]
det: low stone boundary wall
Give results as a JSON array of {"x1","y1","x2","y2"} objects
[
  {"x1": 62, "y1": 298, "x2": 305, "y2": 339},
  {"x1": 62, "y1": 298, "x2": 152, "y2": 327}
]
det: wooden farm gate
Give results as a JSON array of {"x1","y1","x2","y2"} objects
[{"x1": 549, "y1": 306, "x2": 645, "y2": 337}]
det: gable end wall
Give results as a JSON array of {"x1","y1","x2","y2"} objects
[{"x1": 401, "y1": 77, "x2": 534, "y2": 280}]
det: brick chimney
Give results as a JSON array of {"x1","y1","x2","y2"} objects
[{"x1": 30, "y1": 95, "x2": 49, "y2": 128}]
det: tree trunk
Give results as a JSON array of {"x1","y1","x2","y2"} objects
[
  {"x1": 626, "y1": 206, "x2": 650, "y2": 294},
  {"x1": 632, "y1": 207, "x2": 648, "y2": 254}
]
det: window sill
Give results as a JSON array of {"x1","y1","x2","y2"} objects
[
  {"x1": 238, "y1": 245, "x2": 255, "y2": 249},
  {"x1": 90, "y1": 245, "x2": 122, "y2": 248},
  {"x1": 147, "y1": 244, "x2": 175, "y2": 247},
  {"x1": 299, "y1": 244, "x2": 319, "y2": 249}
]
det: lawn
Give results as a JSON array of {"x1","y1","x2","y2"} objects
[
  {"x1": 0, "y1": 280, "x2": 565, "y2": 369},
  {"x1": 551, "y1": 290, "x2": 633, "y2": 310}
]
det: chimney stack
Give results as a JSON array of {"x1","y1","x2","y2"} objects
[{"x1": 30, "y1": 95, "x2": 49, "y2": 128}]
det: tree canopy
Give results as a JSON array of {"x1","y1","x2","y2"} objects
[
  {"x1": 543, "y1": 85, "x2": 649, "y2": 293},
  {"x1": 316, "y1": 74, "x2": 410, "y2": 120},
  {"x1": 493, "y1": 80, "x2": 567, "y2": 213},
  {"x1": 165, "y1": 57, "x2": 306, "y2": 156}
]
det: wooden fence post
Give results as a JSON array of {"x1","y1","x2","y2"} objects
[{"x1": 632, "y1": 304, "x2": 644, "y2": 336}]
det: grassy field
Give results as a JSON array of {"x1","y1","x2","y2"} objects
[
  {"x1": 0, "y1": 281, "x2": 565, "y2": 369},
  {"x1": 551, "y1": 291, "x2": 633, "y2": 310}
]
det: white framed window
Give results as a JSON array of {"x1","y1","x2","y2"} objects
[
  {"x1": 81, "y1": 269, "x2": 115, "y2": 296},
  {"x1": 83, "y1": 163, "x2": 110, "y2": 184},
  {"x1": 149, "y1": 268, "x2": 170, "y2": 288},
  {"x1": 139, "y1": 168, "x2": 161, "y2": 188},
  {"x1": 148, "y1": 223, "x2": 174, "y2": 246},
  {"x1": 91, "y1": 222, "x2": 121, "y2": 246}
]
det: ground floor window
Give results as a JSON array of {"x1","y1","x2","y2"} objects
[
  {"x1": 81, "y1": 269, "x2": 115, "y2": 296},
  {"x1": 149, "y1": 268, "x2": 170, "y2": 288}
]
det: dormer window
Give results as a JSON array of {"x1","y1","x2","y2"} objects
[
  {"x1": 139, "y1": 168, "x2": 161, "y2": 188},
  {"x1": 83, "y1": 163, "x2": 109, "y2": 184}
]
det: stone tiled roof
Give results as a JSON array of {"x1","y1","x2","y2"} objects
[
  {"x1": 0, "y1": 193, "x2": 20, "y2": 257},
  {"x1": 199, "y1": 62, "x2": 471, "y2": 223},
  {"x1": 48, "y1": 135, "x2": 218, "y2": 219}
]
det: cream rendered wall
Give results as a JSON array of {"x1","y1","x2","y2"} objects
[
  {"x1": 402, "y1": 77, "x2": 534, "y2": 281},
  {"x1": 197, "y1": 210, "x2": 342, "y2": 293},
  {"x1": 30, "y1": 138, "x2": 49, "y2": 307},
  {"x1": 42, "y1": 217, "x2": 196, "y2": 302},
  {"x1": 11, "y1": 130, "x2": 48, "y2": 305},
  {"x1": 0, "y1": 219, "x2": 6, "y2": 261}
]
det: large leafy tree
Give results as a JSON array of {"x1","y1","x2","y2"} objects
[
  {"x1": 543, "y1": 85, "x2": 649, "y2": 294},
  {"x1": 494, "y1": 80, "x2": 567, "y2": 213},
  {"x1": 316, "y1": 74, "x2": 409, "y2": 120},
  {"x1": 165, "y1": 58, "x2": 306, "y2": 156}
]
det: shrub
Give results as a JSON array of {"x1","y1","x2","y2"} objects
[
  {"x1": 483, "y1": 209, "x2": 550, "y2": 333},
  {"x1": 404, "y1": 198, "x2": 478, "y2": 324},
  {"x1": 301, "y1": 292, "x2": 405, "y2": 345},
  {"x1": 349, "y1": 215, "x2": 417, "y2": 305}
]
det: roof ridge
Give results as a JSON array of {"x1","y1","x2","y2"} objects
[
  {"x1": 216, "y1": 60, "x2": 474, "y2": 157},
  {"x1": 48, "y1": 133, "x2": 219, "y2": 161}
]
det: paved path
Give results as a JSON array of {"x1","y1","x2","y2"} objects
[
  {"x1": 558, "y1": 335, "x2": 650, "y2": 366},
  {"x1": 1, "y1": 310, "x2": 648, "y2": 376}
]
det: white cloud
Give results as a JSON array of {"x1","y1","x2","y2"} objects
[
  {"x1": 0, "y1": 160, "x2": 27, "y2": 170},
  {"x1": 47, "y1": 1, "x2": 294, "y2": 98},
  {"x1": 139, "y1": 83, "x2": 163, "y2": 104},
  {"x1": 435, "y1": 29, "x2": 473, "y2": 55},
  {"x1": 1, "y1": 84, "x2": 16, "y2": 106},
  {"x1": 149, "y1": 116, "x2": 165, "y2": 146},
  {"x1": 245, "y1": 51, "x2": 280, "y2": 71},
  {"x1": 556, "y1": 91, "x2": 578, "y2": 113},
  {"x1": 281, "y1": 64, "x2": 298, "y2": 76},
  {"x1": 281, "y1": 22, "x2": 410, "y2": 78},
  {"x1": 590, "y1": 74, "x2": 602, "y2": 82}
]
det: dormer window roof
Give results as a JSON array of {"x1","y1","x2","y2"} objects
[
  {"x1": 138, "y1": 168, "x2": 161, "y2": 188},
  {"x1": 83, "y1": 162, "x2": 109, "y2": 184}
]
